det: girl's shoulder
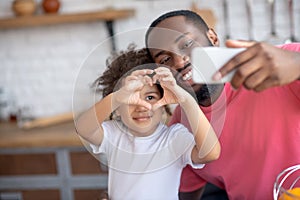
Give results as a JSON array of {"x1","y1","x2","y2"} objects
[
  {"x1": 165, "y1": 123, "x2": 192, "y2": 138},
  {"x1": 101, "y1": 120, "x2": 125, "y2": 136}
]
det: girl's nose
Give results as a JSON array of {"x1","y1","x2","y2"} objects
[{"x1": 135, "y1": 105, "x2": 150, "y2": 112}]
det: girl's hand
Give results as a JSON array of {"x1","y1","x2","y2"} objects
[
  {"x1": 115, "y1": 69, "x2": 154, "y2": 109},
  {"x1": 152, "y1": 67, "x2": 186, "y2": 110}
]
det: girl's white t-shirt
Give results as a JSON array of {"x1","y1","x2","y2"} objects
[{"x1": 91, "y1": 120, "x2": 204, "y2": 200}]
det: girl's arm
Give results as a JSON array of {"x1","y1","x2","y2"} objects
[
  {"x1": 153, "y1": 67, "x2": 221, "y2": 164},
  {"x1": 180, "y1": 91, "x2": 221, "y2": 164},
  {"x1": 75, "y1": 93, "x2": 119, "y2": 146},
  {"x1": 75, "y1": 69, "x2": 153, "y2": 146}
]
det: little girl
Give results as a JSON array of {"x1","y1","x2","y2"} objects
[{"x1": 75, "y1": 47, "x2": 220, "y2": 200}]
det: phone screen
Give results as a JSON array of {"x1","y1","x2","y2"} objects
[{"x1": 191, "y1": 47, "x2": 245, "y2": 83}]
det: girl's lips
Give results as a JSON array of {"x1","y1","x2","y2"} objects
[
  {"x1": 133, "y1": 115, "x2": 152, "y2": 121},
  {"x1": 134, "y1": 118, "x2": 150, "y2": 122}
]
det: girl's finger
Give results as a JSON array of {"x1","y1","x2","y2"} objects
[
  {"x1": 143, "y1": 76, "x2": 153, "y2": 86},
  {"x1": 136, "y1": 100, "x2": 152, "y2": 110},
  {"x1": 152, "y1": 74, "x2": 161, "y2": 84},
  {"x1": 161, "y1": 76, "x2": 175, "y2": 84},
  {"x1": 125, "y1": 75, "x2": 138, "y2": 81},
  {"x1": 152, "y1": 100, "x2": 165, "y2": 111},
  {"x1": 131, "y1": 69, "x2": 154, "y2": 76},
  {"x1": 155, "y1": 67, "x2": 171, "y2": 75}
]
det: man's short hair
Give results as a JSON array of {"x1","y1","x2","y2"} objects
[{"x1": 145, "y1": 10, "x2": 209, "y2": 48}]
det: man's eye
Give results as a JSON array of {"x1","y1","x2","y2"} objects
[
  {"x1": 181, "y1": 40, "x2": 194, "y2": 49},
  {"x1": 160, "y1": 56, "x2": 171, "y2": 64}
]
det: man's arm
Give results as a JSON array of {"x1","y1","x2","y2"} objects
[{"x1": 213, "y1": 40, "x2": 300, "y2": 91}]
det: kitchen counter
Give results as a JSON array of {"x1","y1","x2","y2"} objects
[
  {"x1": 0, "y1": 121, "x2": 82, "y2": 148},
  {"x1": 0, "y1": 121, "x2": 107, "y2": 200}
]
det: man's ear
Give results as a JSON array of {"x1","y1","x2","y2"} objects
[{"x1": 206, "y1": 28, "x2": 219, "y2": 46}]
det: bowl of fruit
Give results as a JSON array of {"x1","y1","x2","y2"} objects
[{"x1": 274, "y1": 164, "x2": 300, "y2": 200}]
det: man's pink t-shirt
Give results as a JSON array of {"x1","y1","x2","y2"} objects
[{"x1": 169, "y1": 43, "x2": 300, "y2": 200}]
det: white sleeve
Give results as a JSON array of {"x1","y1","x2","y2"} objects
[
  {"x1": 89, "y1": 122, "x2": 109, "y2": 154},
  {"x1": 183, "y1": 142, "x2": 205, "y2": 169}
]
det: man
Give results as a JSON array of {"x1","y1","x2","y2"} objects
[{"x1": 145, "y1": 10, "x2": 300, "y2": 200}]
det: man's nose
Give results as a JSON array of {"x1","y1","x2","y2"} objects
[{"x1": 173, "y1": 54, "x2": 190, "y2": 71}]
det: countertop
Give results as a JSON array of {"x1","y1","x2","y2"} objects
[{"x1": 0, "y1": 121, "x2": 82, "y2": 148}]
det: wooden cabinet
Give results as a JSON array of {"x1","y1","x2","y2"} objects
[
  {"x1": 0, "y1": 122, "x2": 108, "y2": 200},
  {"x1": 0, "y1": 9, "x2": 134, "y2": 29},
  {"x1": 0, "y1": 8, "x2": 135, "y2": 51}
]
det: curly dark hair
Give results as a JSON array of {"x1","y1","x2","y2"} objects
[
  {"x1": 93, "y1": 45, "x2": 152, "y2": 97},
  {"x1": 93, "y1": 45, "x2": 172, "y2": 119}
]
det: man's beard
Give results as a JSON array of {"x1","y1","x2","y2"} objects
[
  {"x1": 177, "y1": 79, "x2": 222, "y2": 106},
  {"x1": 195, "y1": 84, "x2": 221, "y2": 105}
]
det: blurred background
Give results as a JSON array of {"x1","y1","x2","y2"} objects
[
  {"x1": 0, "y1": 0, "x2": 299, "y2": 120},
  {"x1": 0, "y1": 0, "x2": 299, "y2": 199}
]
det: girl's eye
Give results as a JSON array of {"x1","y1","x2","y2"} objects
[
  {"x1": 145, "y1": 95, "x2": 158, "y2": 101},
  {"x1": 145, "y1": 96, "x2": 154, "y2": 101}
]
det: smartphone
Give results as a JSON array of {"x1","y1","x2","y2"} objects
[{"x1": 191, "y1": 47, "x2": 245, "y2": 83}]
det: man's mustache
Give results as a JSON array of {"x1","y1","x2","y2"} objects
[{"x1": 176, "y1": 63, "x2": 191, "y2": 73}]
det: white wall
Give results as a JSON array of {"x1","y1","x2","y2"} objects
[{"x1": 0, "y1": 0, "x2": 299, "y2": 120}]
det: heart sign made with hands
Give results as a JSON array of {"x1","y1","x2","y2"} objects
[
  {"x1": 118, "y1": 69, "x2": 154, "y2": 110},
  {"x1": 117, "y1": 67, "x2": 185, "y2": 111},
  {"x1": 152, "y1": 67, "x2": 186, "y2": 110}
]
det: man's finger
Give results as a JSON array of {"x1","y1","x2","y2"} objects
[
  {"x1": 254, "y1": 77, "x2": 278, "y2": 92},
  {"x1": 225, "y1": 39, "x2": 256, "y2": 48},
  {"x1": 243, "y1": 67, "x2": 270, "y2": 90},
  {"x1": 213, "y1": 45, "x2": 258, "y2": 81},
  {"x1": 229, "y1": 55, "x2": 264, "y2": 89}
]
